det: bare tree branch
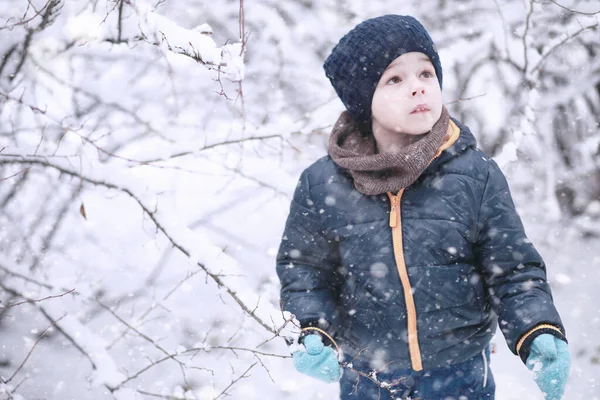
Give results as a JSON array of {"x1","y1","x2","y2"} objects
[
  {"x1": 0, "y1": 0, "x2": 57, "y2": 31},
  {"x1": 546, "y1": 0, "x2": 600, "y2": 16},
  {"x1": 28, "y1": 60, "x2": 173, "y2": 142},
  {"x1": 8, "y1": 0, "x2": 63, "y2": 83},
  {"x1": 29, "y1": 184, "x2": 82, "y2": 271},
  {"x1": 0, "y1": 156, "x2": 283, "y2": 334},
  {"x1": 95, "y1": 299, "x2": 185, "y2": 366},
  {"x1": 523, "y1": 0, "x2": 535, "y2": 76},
  {"x1": 0, "y1": 262, "x2": 54, "y2": 290},
  {"x1": 115, "y1": 342, "x2": 288, "y2": 389},
  {"x1": 0, "y1": 288, "x2": 74, "y2": 311},
  {"x1": 0, "y1": 283, "x2": 100, "y2": 387},
  {"x1": 140, "y1": 134, "x2": 288, "y2": 164},
  {"x1": 117, "y1": 0, "x2": 125, "y2": 41},
  {"x1": 3, "y1": 314, "x2": 67, "y2": 384},
  {"x1": 445, "y1": 93, "x2": 487, "y2": 105},
  {"x1": 135, "y1": 389, "x2": 180, "y2": 399},
  {"x1": 214, "y1": 362, "x2": 257, "y2": 400},
  {"x1": 531, "y1": 21, "x2": 599, "y2": 74},
  {"x1": 0, "y1": 167, "x2": 29, "y2": 181}
]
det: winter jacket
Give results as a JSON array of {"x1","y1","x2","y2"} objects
[{"x1": 276, "y1": 118, "x2": 566, "y2": 370}]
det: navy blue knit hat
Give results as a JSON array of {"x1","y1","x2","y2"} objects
[{"x1": 323, "y1": 15, "x2": 442, "y2": 128}]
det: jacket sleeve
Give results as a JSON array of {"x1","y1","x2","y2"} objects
[
  {"x1": 474, "y1": 159, "x2": 567, "y2": 363},
  {"x1": 276, "y1": 169, "x2": 343, "y2": 335}
]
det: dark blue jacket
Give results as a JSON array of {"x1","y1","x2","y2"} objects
[{"x1": 276, "y1": 119, "x2": 566, "y2": 370}]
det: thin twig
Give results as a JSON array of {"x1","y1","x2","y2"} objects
[
  {"x1": 203, "y1": 346, "x2": 290, "y2": 359},
  {"x1": 0, "y1": 158, "x2": 277, "y2": 333},
  {"x1": 117, "y1": 0, "x2": 124, "y2": 41},
  {"x1": 0, "y1": 284, "x2": 98, "y2": 373},
  {"x1": 445, "y1": 93, "x2": 487, "y2": 105},
  {"x1": 254, "y1": 354, "x2": 274, "y2": 383},
  {"x1": 5, "y1": 314, "x2": 67, "y2": 383},
  {"x1": 95, "y1": 299, "x2": 182, "y2": 362},
  {"x1": 0, "y1": 92, "x2": 46, "y2": 114},
  {"x1": 1, "y1": 90, "x2": 299, "y2": 174},
  {"x1": 0, "y1": 262, "x2": 70, "y2": 291},
  {"x1": 546, "y1": 0, "x2": 600, "y2": 15},
  {"x1": 0, "y1": 0, "x2": 58, "y2": 31},
  {"x1": 136, "y1": 389, "x2": 176, "y2": 399},
  {"x1": 0, "y1": 288, "x2": 75, "y2": 310},
  {"x1": 237, "y1": 0, "x2": 247, "y2": 134},
  {"x1": 0, "y1": 167, "x2": 29, "y2": 181},
  {"x1": 162, "y1": 270, "x2": 200, "y2": 301},
  {"x1": 9, "y1": 0, "x2": 63, "y2": 83},
  {"x1": 239, "y1": 0, "x2": 246, "y2": 56},
  {"x1": 492, "y1": 0, "x2": 511, "y2": 57},
  {"x1": 523, "y1": 0, "x2": 535, "y2": 74},
  {"x1": 256, "y1": 307, "x2": 297, "y2": 348},
  {"x1": 214, "y1": 362, "x2": 257, "y2": 400},
  {"x1": 28, "y1": 60, "x2": 174, "y2": 142},
  {"x1": 140, "y1": 134, "x2": 286, "y2": 164},
  {"x1": 116, "y1": 344, "x2": 287, "y2": 388},
  {"x1": 531, "y1": 21, "x2": 599, "y2": 74}
]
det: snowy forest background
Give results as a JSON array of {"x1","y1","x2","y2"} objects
[{"x1": 0, "y1": 0, "x2": 599, "y2": 399}]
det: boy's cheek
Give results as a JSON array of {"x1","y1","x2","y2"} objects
[
  {"x1": 372, "y1": 92, "x2": 407, "y2": 115},
  {"x1": 423, "y1": 88, "x2": 443, "y2": 115},
  {"x1": 372, "y1": 102, "x2": 404, "y2": 124}
]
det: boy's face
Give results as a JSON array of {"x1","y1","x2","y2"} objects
[{"x1": 371, "y1": 52, "x2": 442, "y2": 136}]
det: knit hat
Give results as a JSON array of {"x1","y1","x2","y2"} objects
[{"x1": 323, "y1": 15, "x2": 442, "y2": 128}]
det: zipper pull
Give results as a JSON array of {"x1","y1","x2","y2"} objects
[{"x1": 389, "y1": 196, "x2": 398, "y2": 228}]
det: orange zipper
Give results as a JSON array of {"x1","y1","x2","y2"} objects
[
  {"x1": 387, "y1": 189, "x2": 423, "y2": 371},
  {"x1": 384, "y1": 120, "x2": 460, "y2": 371}
]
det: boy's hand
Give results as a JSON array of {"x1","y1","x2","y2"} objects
[
  {"x1": 526, "y1": 334, "x2": 570, "y2": 400},
  {"x1": 292, "y1": 334, "x2": 343, "y2": 383}
]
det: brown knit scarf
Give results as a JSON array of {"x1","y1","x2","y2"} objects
[{"x1": 328, "y1": 106, "x2": 451, "y2": 195}]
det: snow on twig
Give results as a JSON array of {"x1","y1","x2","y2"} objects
[
  {"x1": 0, "y1": 157, "x2": 285, "y2": 336},
  {"x1": 125, "y1": 0, "x2": 244, "y2": 80}
]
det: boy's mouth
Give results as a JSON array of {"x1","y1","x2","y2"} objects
[{"x1": 411, "y1": 104, "x2": 430, "y2": 114}]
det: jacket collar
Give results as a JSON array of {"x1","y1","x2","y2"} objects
[{"x1": 425, "y1": 117, "x2": 478, "y2": 173}]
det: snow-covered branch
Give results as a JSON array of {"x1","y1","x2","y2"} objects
[
  {"x1": 0, "y1": 156, "x2": 283, "y2": 334},
  {"x1": 115, "y1": 0, "x2": 244, "y2": 81}
]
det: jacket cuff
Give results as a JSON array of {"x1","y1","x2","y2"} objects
[{"x1": 516, "y1": 323, "x2": 567, "y2": 364}]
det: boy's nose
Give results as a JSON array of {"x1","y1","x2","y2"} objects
[{"x1": 411, "y1": 88, "x2": 426, "y2": 96}]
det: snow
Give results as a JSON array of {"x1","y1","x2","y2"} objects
[
  {"x1": 494, "y1": 141, "x2": 519, "y2": 169},
  {"x1": 64, "y1": 8, "x2": 106, "y2": 41},
  {"x1": 50, "y1": 312, "x2": 126, "y2": 388},
  {"x1": 1, "y1": 0, "x2": 599, "y2": 399},
  {"x1": 113, "y1": 388, "x2": 144, "y2": 400}
]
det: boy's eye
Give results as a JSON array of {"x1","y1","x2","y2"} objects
[
  {"x1": 421, "y1": 70, "x2": 434, "y2": 78},
  {"x1": 386, "y1": 76, "x2": 401, "y2": 85}
]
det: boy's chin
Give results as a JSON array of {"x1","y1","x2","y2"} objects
[{"x1": 395, "y1": 122, "x2": 435, "y2": 135}]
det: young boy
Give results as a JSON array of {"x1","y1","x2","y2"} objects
[{"x1": 276, "y1": 15, "x2": 570, "y2": 400}]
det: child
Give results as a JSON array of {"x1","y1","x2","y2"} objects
[{"x1": 276, "y1": 15, "x2": 570, "y2": 400}]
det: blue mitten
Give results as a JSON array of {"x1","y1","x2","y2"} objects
[
  {"x1": 526, "y1": 334, "x2": 570, "y2": 400},
  {"x1": 292, "y1": 334, "x2": 343, "y2": 383}
]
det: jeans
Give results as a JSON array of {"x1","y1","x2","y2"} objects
[{"x1": 339, "y1": 346, "x2": 495, "y2": 400}]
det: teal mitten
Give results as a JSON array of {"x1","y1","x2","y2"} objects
[
  {"x1": 292, "y1": 334, "x2": 343, "y2": 383},
  {"x1": 526, "y1": 334, "x2": 571, "y2": 400}
]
